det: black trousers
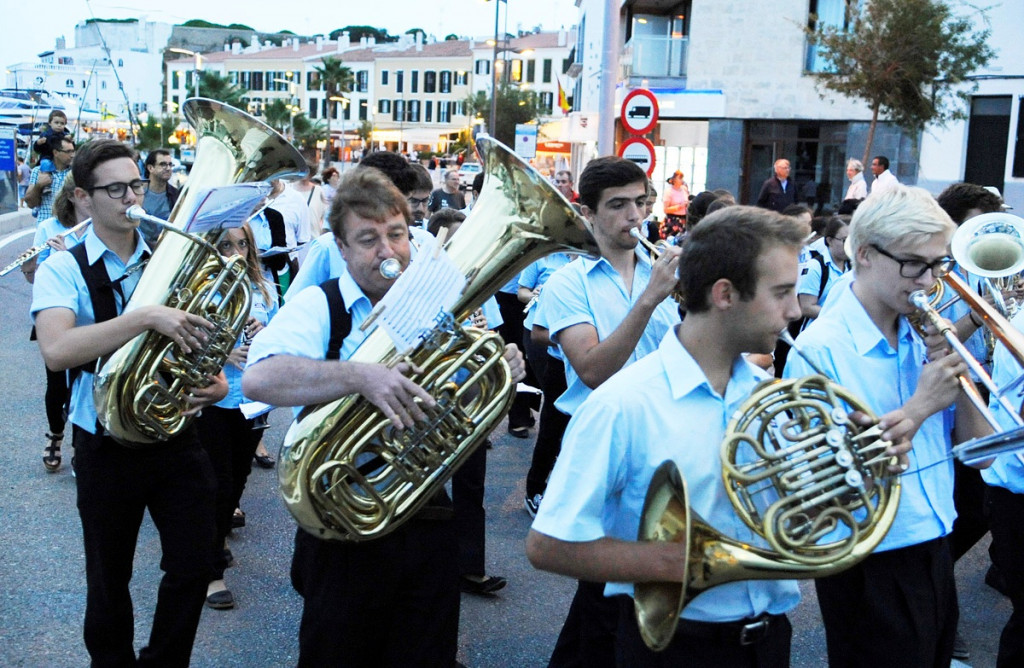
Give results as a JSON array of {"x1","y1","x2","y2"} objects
[
  {"x1": 44, "y1": 364, "x2": 69, "y2": 435},
  {"x1": 72, "y1": 426, "x2": 216, "y2": 667},
  {"x1": 549, "y1": 580, "x2": 619, "y2": 668},
  {"x1": 494, "y1": 291, "x2": 539, "y2": 429},
  {"x1": 814, "y1": 536, "x2": 957, "y2": 668},
  {"x1": 290, "y1": 515, "x2": 460, "y2": 667},
  {"x1": 452, "y1": 442, "x2": 487, "y2": 577},
  {"x1": 985, "y1": 484, "x2": 1024, "y2": 668},
  {"x1": 616, "y1": 598, "x2": 791, "y2": 668},
  {"x1": 196, "y1": 406, "x2": 263, "y2": 580},
  {"x1": 526, "y1": 355, "x2": 570, "y2": 499},
  {"x1": 950, "y1": 460, "x2": 990, "y2": 561}
]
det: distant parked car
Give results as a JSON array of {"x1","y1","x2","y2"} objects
[{"x1": 458, "y1": 162, "x2": 482, "y2": 189}]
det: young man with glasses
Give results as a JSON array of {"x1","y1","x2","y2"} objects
[
  {"x1": 24, "y1": 137, "x2": 74, "y2": 220},
  {"x1": 30, "y1": 139, "x2": 226, "y2": 666},
  {"x1": 783, "y1": 185, "x2": 992, "y2": 667},
  {"x1": 141, "y1": 149, "x2": 179, "y2": 221}
]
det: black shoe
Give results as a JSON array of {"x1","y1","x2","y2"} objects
[
  {"x1": 253, "y1": 454, "x2": 275, "y2": 469},
  {"x1": 460, "y1": 574, "x2": 507, "y2": 597},
  {"x1": 952, "y1": 630, "x2": 970, "y2": 661},
  {"x1": 43, "y1": 432, "x2": 63, "y2": 472},
  {"x1": 986, "y1": 563, "x2": 1011, "y2": 598},
  {"x1": 231, "y1": 509, "x2": 246, "y2": 529},
  {"x1": 206, "y1": 589, "x2": 235, "y2": 610},
  {"x1": 524, "y1": 494, "x2": 542, "y2": 518},
  {"x1": 507, "y1": 426, "x2": 530, "y2": 439}
]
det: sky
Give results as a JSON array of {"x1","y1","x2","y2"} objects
[{"x1": 2, "y1": 0, "x2": 580, "y2": 70}]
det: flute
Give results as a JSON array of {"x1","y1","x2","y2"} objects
[{"x1": 0, "y1": 219, "x2": 91, "y2": 278}]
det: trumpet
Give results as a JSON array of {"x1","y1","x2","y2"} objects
[
  {"x1": 629, "y1": 227, "x2": 683, "y2": 304},
  {"x1": 0, "y1": 219, "x2": 91, "y2": 278}
]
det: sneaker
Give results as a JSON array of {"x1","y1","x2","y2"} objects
[
  {"x1": 524, "y1": 493, "x2": 542, "y2": 518},
  {"x1": 952, "y1": 630, "x2": 970, "y2": 661}
]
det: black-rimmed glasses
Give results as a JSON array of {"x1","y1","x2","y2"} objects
[
  {"x1": 870, "y1": 243, "x2": 955, "y2": 279},
  {"x1": 88, "y1": 180, "x2": 149, "y2": 199}
]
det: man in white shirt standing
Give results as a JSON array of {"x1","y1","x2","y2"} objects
[
  {"x1": 844, "y1": 159, "x2": 867, "y2": 201},
  {"x1": 869, "y1": 155, "x2": 899, "y2": 195}
]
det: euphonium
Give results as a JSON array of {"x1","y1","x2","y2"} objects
[
  {"x1": 634, "y1": 335, "x2": 901, "y2": 651},
  {"x1": 92, "y1": 98, "x2": 307, "y2": 445},
  {"x1": 279, "y1": 135, "x2": 599, "y2": 542}
]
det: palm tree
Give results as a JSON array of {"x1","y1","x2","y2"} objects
[
  {"x1": 262, "y1": 99, "x2": 292, "y2": 135},
  {"x1": 313, "y1": 56, "x2": 354, "y2": 169},
  {"x1": 194, "y1": 71, "x2": 249, "y2": 109}
]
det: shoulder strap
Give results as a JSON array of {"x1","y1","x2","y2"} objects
[
  {"x1": 318, "y1": 279, "x2": 352, "y2": 361},
  {"x1": 67, "y1": 243, "x2": 119, "y2": 384},
  {"x1": 813, "y1": 253, "x2": 829, "y2": 300}
]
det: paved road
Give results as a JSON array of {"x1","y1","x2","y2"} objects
[{"x1": 0, "y1": 230, "x2": 1010, "y2": 667}]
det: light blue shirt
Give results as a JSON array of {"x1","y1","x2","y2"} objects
[
  {"x1": 538, "y1": 248, "x2": 681, "y2": 415},
  {"x1": 519, "y1": 253, "x2": 573, "y2": 330},
  {"x1": 532, "y1": 329, "x2": 800, "y2": 621},
  {"x1": 797, "y1": 250, "x2": 846, "y2": 305},
  {"x1": 215, "y1": 283, "x2": 278, "y2": 409},
  {"x1": 33, "y1": 216, "x2": 89, "y2": 263},
  {"x1": 286, "y1": 232, "x2": 346, "y2": 300},
  {"x1": 30, "y1": 229, "x2": 152, "y2": 434},
  {"x1": 983, "y1": 310, "x2": 1024, "y2": 494},
  {"x1": 784, "y1": 280, "x2": 957, "y2": 551}
]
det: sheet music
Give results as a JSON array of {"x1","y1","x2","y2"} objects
[
  {"x1": 372, "y1": 236, "x2": 466, "y2": 352},
  {"x1": 182, "y1": 183, "x2": 272, "y2": 234}
]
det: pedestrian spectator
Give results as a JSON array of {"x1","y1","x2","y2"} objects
[
  {"x1": 428, "y1": 170, "x2": 466, "y2": 213},
  {"x1": 756, "y1": 159, "x2": 797, "y2": 212}
]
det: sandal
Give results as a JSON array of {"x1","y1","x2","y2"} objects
[{"x1": 43, "y1": 432, "x2": 63, "y2": 472}]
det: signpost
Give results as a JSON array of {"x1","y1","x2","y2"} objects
[
  {"x1": 620, "y1": 89, "x2": 660, "y2": 136},
  {"x1": 618, "y1": 137, "x2": 657, "y2": 177},
  {"x1": 514, "y1": 124, "x2": 538, "y2": 160},
  {"x1": 0, "y1": 128, "x2": 16, "y2": 173}
]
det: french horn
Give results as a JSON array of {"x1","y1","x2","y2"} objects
[
  {"x1": 634, "y1": 335, "x2": 901, "y2": 651},
  {"x1": 279, "y1": 136, "x2": 600, "y2": 542},
  {"x1": 92, "y1": 98, "x2": 307, "y2": 445}
]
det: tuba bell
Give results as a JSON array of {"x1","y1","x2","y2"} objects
[
  {"x1": 634, "y1": 364, "x2": 901, "y2": 651},
  {"x1": 92, "y1": 98, "x2": 308, "y2": 445},
  {"x1": 279, "y1": 135, "x2": 600, "y2": 542}
]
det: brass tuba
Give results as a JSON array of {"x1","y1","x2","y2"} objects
[
  {"x1": 634, "y1": 364, "x2": 901, "y2": 651},
  {"x1": 279, "y1": 135, "x2": 599, "y2": 542},
  {"x1": 93, "y1": 98, "x2": 308, "y2": 445}
]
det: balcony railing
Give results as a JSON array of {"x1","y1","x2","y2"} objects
[{"x1": 622, "y1": 35, "x2": 688, "y2": 79}]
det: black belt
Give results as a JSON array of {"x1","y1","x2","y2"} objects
[{"x1": 675, "y1": 612, "x2": 781, "y2": 646}]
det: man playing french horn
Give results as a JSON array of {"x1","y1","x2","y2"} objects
[
  {"x1": 242, "y1": 167, "x2": 526, "y2": 667},
  {"x1": 527, "y1": 206, "x2": 914, "y2": 666},
  {"x1": 784, "y1": 185, "x2": 994, "y2": 667},
  {"x1": 31, "y1": 139, "x2": 227, "y2": 667}
]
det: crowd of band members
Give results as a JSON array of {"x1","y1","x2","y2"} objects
[{"x1": 21, "y1": 131, "x2": 1022, "y2": 667}]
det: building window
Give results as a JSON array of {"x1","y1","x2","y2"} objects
[
  {"x1": 626, "y1": 4, "x2": 690, "y2": 77},
  {"x1": 805, "y1": 0, "x2": 855, "y2": 72},
  {"x1": 395, "y1": 99, "x2": 407, "y2": 122},
  {"x1": 396, "y1": 71, "x2": 404, "y2": 93},
  {"x1": 117, "y1": 58, "x2": 123, "y2": 67},
  {"x1": 475, "y1": 60, "x2": 490, "y2": 76},
  {"x1": 307, "y1": 71, "x2": 321, "y2": 91},
  {"x1": 424, "y1": 71, "x2": 436, "y2": 93},
  {"x1": 542, "y1": 59, "x2": 553, "y2": 83},
  {"x1": 356, "y1": 70, "x2": 369, "y2": 93},
  {"x1": 66, "y1": 78, "x2": 74, "y2": 87},
  {"x1": 309, "y1": 99, "x2": 318, "y2": 118},
  {"x1": 440, "y1": 71, "x2": 451, "y2": 94},
  {"x1": 439, "y1": 101, "x2": 450, "y2": 123},
  {"x1": 379, "y1": 99, "x2": 391, "y2": 114},
  {"x1": 540, "y1": 92, "x2": 554, "y2": 115},
  {"x1": 455, "y1": 70, "x2": 467, "y2": 86},
  {"x1": 425, "y1": 100, "x2": 433, "y2": 122},
  {"x1": 251, "y1": 71, "x2": 264, "y2": 91},
  {"x1": 381, "y1": 70, "x2": 389, "y2": 86},
  {"x1": 359, "y1": 99, "x2": 368, "y2": 120},
  {"x1": 408, "y1": 100, "x2": 420, "y2": 122},
  {"x1": 526, "y1": 60, "x2": 536, "y2": 83},
  {"x1": 411, "y1": 70, "x2": 419, "y2": 93},
  {"x1": 510, "y1": 60, "x2": 523, "y2": 83}
]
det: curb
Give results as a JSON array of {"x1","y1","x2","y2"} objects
[{"x1": 0, "y1": 209, "x2": 36, "y2": 236}]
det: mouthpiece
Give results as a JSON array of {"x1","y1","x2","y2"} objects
[{"x1": 379, "y1": 258, "x2": 402, "y2": 280}]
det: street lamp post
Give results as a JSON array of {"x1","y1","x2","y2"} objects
[
  {"x1": 488, "y1": 0, "x2": 501, "y2": 136},
  {"x1": 271, "y1": 77, "x2": 299, "y2": 142},
  {"x1": 329, "y1": 95, "x2": 350, "y2": 170}
]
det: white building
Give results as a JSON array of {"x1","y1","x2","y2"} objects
[
  {"x1": 571, "y1": 0, "x2": 1003, "y2": 208},
  {"x1": 5, "y1": 19, "x2": 174, "y2": 119},
  {"x1": 917, "y1": 1, "x2": 1024, "y2": 209}
]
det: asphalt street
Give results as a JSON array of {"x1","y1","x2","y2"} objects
[{"x1": 0, "y1": 226, "x2": 1010, "y2": 667}]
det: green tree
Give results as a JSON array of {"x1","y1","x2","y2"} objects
[
  {"x1": 293, "y1": 115, "x2": 327, "y2": 153},
  {"x1": 406, "y1": 28, "x2": 426, "y2": 42},
  {"x1": 807, "y1": 0, "x2": 994, "y2": 165},
  {"x1": 329, "y1": 26, "x2": 395, "y2": 43},
  {"x1": 195, "y1": 71, "x2": 249, "y2": 109},
  {"x1": 357, "y1": 119, "x2": 373, "y2": 146},
  {"x1": 136, "y1": 115, "x2": 180, "y2": 152},
  {"x1": 262, "y1": 99, "x2": 292, "y2": 134},
  {"x1": 464, "y1": 83, "x2": 540, "y2": 147},
  {"x1": 313, "y1": 56, "x2": 354, "y2": 168}
]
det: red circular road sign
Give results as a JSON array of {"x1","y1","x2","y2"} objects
[
  {"x1": 618, "y1": 136, "x2": 656, "y2": 177},
  {"x1": 620, "y1": 89, "x2": 659, "y2": 135}
]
